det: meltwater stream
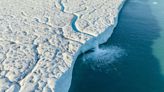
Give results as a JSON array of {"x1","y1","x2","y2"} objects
[{"x1": 69, "y1": 0, "x2": 164, "y2": 92}]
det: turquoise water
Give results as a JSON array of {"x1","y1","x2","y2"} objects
[
  {"x1": 58, "y1": 0, "x2": 65, "y2": 12},
  {"x1": 71, "y1": 15, "x2": 79, "y2": 32},
  {"x1": 150, "y1": 0, "x2": 164, "y2": 75},
  {"x1": 69, "y1": 0, "x2": 164, "y2": 92}
]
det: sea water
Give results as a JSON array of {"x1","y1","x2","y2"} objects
[{"x1": 69, "y1": 0, "x2": 164, "y2": 92}]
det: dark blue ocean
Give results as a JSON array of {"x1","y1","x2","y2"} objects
[{"x1": 69, "y1": 0, "x2": 164, "y2": 92}]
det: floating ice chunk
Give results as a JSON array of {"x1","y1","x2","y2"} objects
[{"x1": 153, "y1": 1, "x2": 158, "y2": 5}]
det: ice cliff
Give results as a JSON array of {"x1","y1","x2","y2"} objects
[{"x1": 0, "y1": 0, "x2": 124, "y2": 92}]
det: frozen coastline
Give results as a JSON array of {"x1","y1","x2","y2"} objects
[
  {"x1": 0, "y1": 0, "x2": 124, "y2": 92},
  {"x1": 55, "y1": 0, "x2": 126, "y2": 92}
]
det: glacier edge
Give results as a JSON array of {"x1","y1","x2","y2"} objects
[{"x1": 55, "y1": 1, "x2": 126, "y2": 92}]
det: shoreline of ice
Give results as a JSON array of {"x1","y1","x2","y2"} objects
[
  {"x1": 55, "y1": 1, "x2": 126, "y2": 92},
  {"x1": 0, "y1": 0, "x2": 125, "y2": 91}
]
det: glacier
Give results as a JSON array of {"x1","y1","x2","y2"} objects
[
  {"x1": 0, "y1": 0, "x2": 125, "y2": 92},
  {"x1": 55, "y1": 1, "x2": 126, "y2": 92}
]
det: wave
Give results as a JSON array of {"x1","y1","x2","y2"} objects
[{"x1": 82, "y1": 46, "x2": 126, "y2": 71}]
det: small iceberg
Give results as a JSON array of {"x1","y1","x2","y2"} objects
[{"x1": 152, "y1": 1, "x2": 158, "y2": 5}]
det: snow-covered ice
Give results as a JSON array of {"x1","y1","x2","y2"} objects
[{"x1": 0, "y1": 0, "x2": 124, "y2": 92}]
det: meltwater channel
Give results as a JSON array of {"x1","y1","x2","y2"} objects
[{"x1": 69, "y1": 0, "x2": 164, "y2": 92}]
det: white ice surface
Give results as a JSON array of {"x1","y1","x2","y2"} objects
[{"x1": 0, "y1": 0, "x2": 124, "y2": 92}]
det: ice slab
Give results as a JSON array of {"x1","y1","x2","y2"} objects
[{"x1": 0, "y1": 0, "x2": 124, "y2": 92}]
